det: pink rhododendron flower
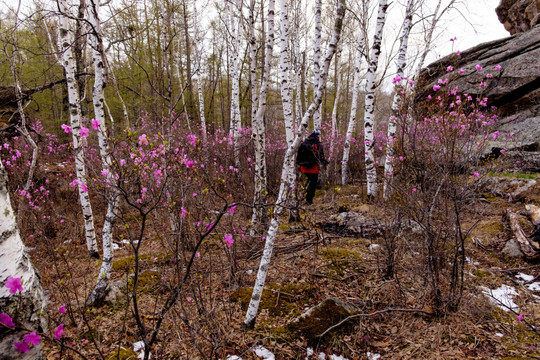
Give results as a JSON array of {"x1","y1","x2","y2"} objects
[
  {"x1": 181, "y1": 207, "x2": 187, "y2": 218},
  {"x1": 223, "y1": 234, "x2": 234, "y2": 248},
  {"x1": 69, "y1": 179, "x2": 78, "y2": 187},
  {"x1": 61, "y1": 124, "x2": 72, "y2": 133},
  {"x1": 473, "y1": 172, "x2": 479, "y2": 178},
  {"x1": 0, "y1": 313, "x2": 15, "y2": 327},
  {"x1": 433, "y1": 85, "x2": 441, "y2": 91},
  {"x1": 446, "y1": 65, "x2": 453, "y2": 72},
  {"x1": 79, "y1": 127, "x2": 89, "y2": 137},
  {"x1": 392, "y1": 75, "x2": 401, "y2": 84},
  {"x1": 23, "y1": 332, "x2": 41, "y2": 346},
  {"x1": 494, "y1": 64, "x2": 502, "y2": 70},
  {"x1": 101, "y1": 170, "x2": 108, "y2": 177},
  {"x1": 91, "y1": 119, "x2": 100, "y2": 130},
  {"x1": 195, "y1": 252, "x2": 200, "y2": 258},
  {"x1": 80, "y1": 183, "x2": 88, "y2": 193},
  {"x1": 54, "y1": 324, "x2": 64, "y2": 339},
  {"x1": 518, "y1": 313, "x2": 525, "y2": 322},
  {"x1": 138, "y1": 134, "x2": 148, "y2": 145},
  {"x1": 228, "y1": 205, "x2": 236, "y2": 214},
  {"x1": 14, "y1": 342, "x2": 29, "y2": 354},
  {"x1": 59, "y1": 305, "x2": 67, "y2": 313},
  {"x1": 5, "y1": 277, "x2": 23, "y2": 294},
  {"x1": 475, "y1": 64, "x2": 483, "y2": 71},
  {"x1": 185, "y1": 160, "x2": 194, "y2": 168}
]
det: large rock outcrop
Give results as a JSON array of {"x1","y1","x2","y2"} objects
[
  {"x1": 496, "y1": 0, "x2": 540, "y2": 34},
  {"x1": 416, "y1": 25, "x2": 540, "y2": 168}
]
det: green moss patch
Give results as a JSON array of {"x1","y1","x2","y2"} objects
[
  {"x1": 320, "y1": 248, "x2": 363, "y2": 276},
  {"x1": 230, "y1": 283, "x2": 315, "y2": 316},
  {"x1": 128, "y1": 270, "x2": 161, "y2": 294},
  {"x1": 106, "y1": 347, "x2": 138, "y2": 360}
]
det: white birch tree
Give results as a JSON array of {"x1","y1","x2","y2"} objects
[
  {"x1": 312, "y1": 0, "x2": 322, "y2": 130},
  {"x1": 0, "y1": 159, "x2": 47, "y2": 360},
  {"x1": 383, "y1": 0, "x2": 416, "y2": 198},
  {"x1": 327, "y1": 47, "x2": 341, "y2": 179},
  {"x1": 279, "y1": 0, "x2": 295, "y2": 146},
  {"x1": 58, "y1": 0, "x2": 99, "y2": 258},
  {"x1": 341, "y1": 2, "x2": 368, "y2": 185},
  {"x1": 250, "y1": 0, "x2": 275, "y2": 231},
  {"x1": 227, "y1": 0, "x2": 243, "y2": 168},
  {"x1": 363, "y1": 0, "x2": 389, "y2": 199},
  {"x1": 193, "y1": 0, "x2": 208, "y2": 144},
  {"x1": 244, "y1": 0, "x2": 346, "y2": 327},
  {"x1": 85, "y1": 0, "x2": 121, "y2": 305}
]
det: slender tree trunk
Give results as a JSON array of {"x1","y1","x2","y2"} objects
[
  {"x1": 249, "y1": 0, "x2": 258, "y2": 127},
  {"x1": 250, "y1": 0, "x2": 275, "y2": 232},
  {"x1": 228, "y1": 0, "x2": 242, "y2": 168},
  {"x1": 0, "y1": 158, "x2": 47, "y2": 360},
  {"x1": 327, "y1": 47, "x2": 341, "y2": 180},
  {"x1": 383, "y1": 0, "x2": 416, "y2": 198},
  {"x1": 312, "y1": 0, "x2": 322, "y2": 130},
  {"x1": 279, "y1": 0, "x2": 295, "y2": 146},
  {"x1": 363, "y1": 0, "x2": 389, "y2": 199},
  {"x1": 341, "y1": 29, "x2": 366, "y2": 185},
  {"x1": 193, "y1": 0, "x2": 208, "y2": 144},
  {"x1": 58, "y1": 0, "x2": 99, "y2": 258},
  {"x1": 244, "y1": 0, "x2": 345, "y2": 327},
  {"x1": 86, "y1": 0, "x2": 121, "y2": 305}
]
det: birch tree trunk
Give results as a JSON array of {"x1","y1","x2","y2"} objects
[
  {"x1": 312, "y1": 0, "x2": 322, "y2": 130},
  {"x1": 341, "y1": 28, "x2": 366, "y2": 185},
  {"x1": 244, "y1": 0, "x2": 346, "y2": 327},
  {"x1": 228, "y1": 0, "x2": 242, "y2": 168},
  {"x1": 279, "y1": 0, "x2": 295, "y2": 147},
  {"x1": 383, "y1": 0, "x2": 416, "y2": 198},
  {"x1": 363, "y1": 0, "x2": 389, "y2": 199},
  {"x1": 86, "y1": 0, "x2": 120, "y2": 305},
  {"x1": 0, "y1": 159, "x2": 47, "y2": 360},
  {"x1": 249, "y1": 0, "x2": 258, "y2": 127},
  {"x1": 58, "y1": 0, "x2": 99, "y2": 258},
  {"x1": 193, "y1": 0, "x2": 208, "y2": 144},
  {"x1": 327, "y1": 48, "x2": 342, "y2": 180},
  {"x1": 250, "y1": 0, "x2": 275, "y2": 231}
]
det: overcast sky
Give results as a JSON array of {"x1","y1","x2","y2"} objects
[{"x1": 423, "y1": 0, "x2": 510, "y2": 62}]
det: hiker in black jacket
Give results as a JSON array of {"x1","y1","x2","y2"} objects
[{"x1": 297, "y1": 129, "x2": 328, "y2": 204}]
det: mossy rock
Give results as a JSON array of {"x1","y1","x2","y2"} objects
[
  {"x1": 285, "y1": 297, "x2": 359, "y2": 345},
  {"x1": 230, "y1": 283, "x2": 315, "y2": 316},
  {"x1": 106, "y1": 347, "x2": 138, "y2": 360}
]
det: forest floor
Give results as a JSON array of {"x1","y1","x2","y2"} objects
[{"x1": 36, "y1": 174, "x2": 540, "y2": 360}]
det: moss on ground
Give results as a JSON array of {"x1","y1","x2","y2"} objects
[
  {"x1": 230, "y1": 283, "x2": 315, "y2": 316},
  {"x1": 105, "y1": 347, "x2": 138, "y2": 360}
]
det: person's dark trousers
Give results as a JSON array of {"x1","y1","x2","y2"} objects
[{"x1": 305, "y1": 172, "x2": 318, "y2": 204}]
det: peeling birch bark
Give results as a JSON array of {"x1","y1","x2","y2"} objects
[{"x1": 0, "y1": 159, "x2": 47, "y2": 360}]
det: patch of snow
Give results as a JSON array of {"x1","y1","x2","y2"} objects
[
  {"x1": 481, "y1": 285, "x2": 519, "y2": 311},
  {"x1": 253, "y1": 346, "x2": 275, "y2": 360},
  {"x1": 465, "y1": 257, "x2": 479, "y2": 265},
  {"x1": 528, "y1": 282, "x2": 540, "y2": 291},
  {"x1": 368, "y1": 244, "x2": 381, "y2": 252},
  {"x1": 225, "y1": 356, "x2": 242, "y2": 360},
  {"x1": 329, "y1": 355, "x2": 349, "y2": 360},
  {"x1": 495, "y1": 332, "x2": 504, "y2": 337},
  {"x1": 112, "y1": 243, "x2": 120, "y2": 250},
  {"x1": 367, "y1": 353, "x2": 381, "y2": 360},
  {"x1": 133, "y1": 340, "x2": 151, "y2": 359},
  {"x1": 306, "y1": 348, "x2": 314, "y2": 359},
  {"x1": 516, "y1": 273, "x2": 535, "y2": 282},
  {"x1": 318, "y1": 353, "x2": 326, "y2": 360}
]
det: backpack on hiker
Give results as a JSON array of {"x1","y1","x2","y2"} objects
[{"x1": 296, "y1": 141, "x2": 319, "y2": 167}]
